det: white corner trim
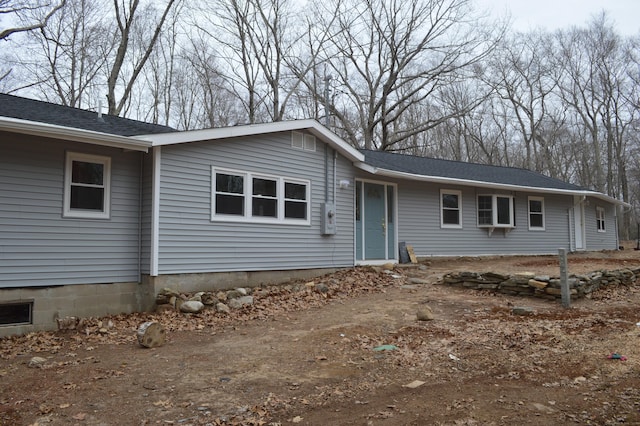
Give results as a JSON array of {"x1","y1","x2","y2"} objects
[{"x1": 150, "y1": 146, "x2": 161, "y2": 277}]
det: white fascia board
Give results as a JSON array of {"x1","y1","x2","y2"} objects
[
  {"x1": 0, "y1": 116, "x2": 151, "y2": 152},
  {"x1": 142, "y1": 119, "x2": 365, "y2": 162},
  {"x1": 358, "y1": 164, "x2": 629, "y2": 207}
]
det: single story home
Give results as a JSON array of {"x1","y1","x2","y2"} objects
[{"x1": 0, "y1": 94, "x2": 627, "y2": 336}]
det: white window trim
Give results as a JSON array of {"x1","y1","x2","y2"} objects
[
  {"x1": 596, "y1": 206, "x2": 606, "y2": 232},
  {"x1": 477, "y1": 194, "x2": 515, "y2": 228},
  {"x1": 63, "y1": 152, "x2": 111, "y2": 219},
  {"x1": 528, "y1": 196, "x2": 545, "y2": 231},
  {"x1": 440, "y1": 189, "x2": 462, "y2": 229},
  {"x1": 211, "y1": 167, "x2": 310, "y2": 225}
]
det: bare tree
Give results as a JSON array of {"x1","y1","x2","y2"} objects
[
  {"x1": 0, "y1": 0, "x2": 65, "y2": 40},
  {"x1": 25, "y1": 0, "x2": 112, "y2": 108},
  {"x1": 195, "y1": 0, "x2": 318, "y2": 123},
  {"x1": 106, "y1": 0, "x2": 178, "y2": 116},
  {"x1": 485, "y1": 32, "x2": 561, "y2": 174},
  {"x1": 311, "y1": 0, "x2": 504, "y2": 150}
]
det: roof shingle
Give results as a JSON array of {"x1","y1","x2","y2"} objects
[
  {"x1": 0, "y1": 93, "x2": 175, "y2": 136},
  {"x1": 361, "y1": 149, "x2": 587, "y2": 191}
]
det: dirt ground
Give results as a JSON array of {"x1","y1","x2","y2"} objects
[{"x1": 2, "y1": 244, "x2": 640, "y2": 426}]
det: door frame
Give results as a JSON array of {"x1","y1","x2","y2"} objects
[
  {"x1": 572, "y1": 195, "x2": 586, "y2": 251},
  {"x1": 355, "y1": 179, "x2": 398, "y2": 265}
]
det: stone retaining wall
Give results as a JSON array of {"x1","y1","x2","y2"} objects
[{"x1": 437, "y1": 268, "x2": 640, "y2": 300}]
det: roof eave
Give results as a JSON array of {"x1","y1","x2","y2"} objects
[
  {"x1": 356, "y1": 164, "x2": 629, "y2": 207},
  {"x1": 141, "y1": 119, "x2": 365, "y2": 162},
  {"x1": 0, "y1": 116, "x2": 151, "y2": 152}
]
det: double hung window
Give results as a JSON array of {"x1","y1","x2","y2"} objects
[{"x1": 63, "y1": 152, "x2": 111, "y2": 219}]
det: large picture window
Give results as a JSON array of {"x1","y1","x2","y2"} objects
[
  {"x1": 63, "y1": 152, "x2": 111, "y2": 219},
  {"x1": 440, "y1": 189, "x2": 462, "y2": 228},
  {"x1": 212, "y1": 168, "x2": 309, "y2": 224},
  {"x1": 528, "y1": 197, "x2": 545, "y2": 230},
  {"x1": 477, "y1": 194, "x2": 514, "y2": 228}
]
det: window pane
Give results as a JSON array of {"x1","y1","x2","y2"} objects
[
  {"x1": 497, "y1": 197, "x2": 511, "y2": 224},
  {"x1": 478, "y1": 211, "x2": 492, "y2": 225},
  {"x1": 216, "y1": 194, "x2": 244, "y2": 215},
  {"x1": 285, "y1": 182, "x2": 306, "y2": 200},
  {"x1": 70, "y1": 186, "x2": 104, "y2": 210},
  {"x1": 216, "y1": 174, "x2": 244, "y2": 194},
  {"x1": 285, "y1": 201, "x2": 307, "y2": 219},
  {"x1": 442, "y1": 193, "x2": 458, "y2": 209},
  {"x1": 529, "y1": 200, "x2": 542, "y2": 213},
  {"x1": 72, "y1": 161, "x2": 103, "y2": 185},
  {"x1": 478, "y1": 196, "x2": 492, "y2": 210},
  {"x1": 442, "y1": 209, "x2": 459, "y2": 225},
  {"x1": 253, "y1": 178, "x2": 277, "y2": 197},
  {"x1": 530, "y1": 214, "x2": 543, "y2": 228},
  {"x1": 252, "y1": 198, "x2": 277, "y2": 217}
]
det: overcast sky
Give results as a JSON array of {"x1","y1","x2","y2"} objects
[{"x1": 474, "y1": 0, "x2": 640, "y2": 35}]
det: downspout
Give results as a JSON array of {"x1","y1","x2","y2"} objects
[{"x1": 324, "y1": 143, "x2": 328, "y2": 202}]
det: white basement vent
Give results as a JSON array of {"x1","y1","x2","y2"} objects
[
  {"x1": 0, "y1": 301, "x2": 33, "y2": 326},
  {"x1": 292, "y1": 131, "x2": 316, "y2": 152}
]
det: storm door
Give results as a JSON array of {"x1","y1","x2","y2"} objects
[{"x1": 355, "y1": 181, "x2": 396, "y2": 262}]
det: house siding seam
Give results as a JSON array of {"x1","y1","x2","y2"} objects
[
  {"x1": 0, "y1": 134, "x2": 142, "y2": 287},
  {"x1": 156, "y1": 133, "x2": 355, "y2": 274}
]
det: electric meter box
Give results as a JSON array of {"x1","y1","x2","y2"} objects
[{"x1": 321, "y1": 202, "x2": 336, "y2": 235}]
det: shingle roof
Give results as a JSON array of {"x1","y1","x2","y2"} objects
[
  {"x1": 0, "y1": 93, "x2": 175, "y2": 136},
  {"x1": 361, "y1": 149, "x2": 587, "y2": 191}
]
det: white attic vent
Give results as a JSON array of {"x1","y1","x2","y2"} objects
[{"x1": 292, "y1": 131, "x2": 316, "y2": 152}]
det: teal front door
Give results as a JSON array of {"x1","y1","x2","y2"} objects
[{"x1": 356, "y1": 181, "x2": 395, "y2": 261}]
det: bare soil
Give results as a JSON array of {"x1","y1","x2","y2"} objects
[{"x1": 2, "y1": 244, "x2": 640, "y2": 426}]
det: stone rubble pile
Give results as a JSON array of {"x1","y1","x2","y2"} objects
[
  {"x1": 155, "y1": 287, "x2": 255, "y2": 314},
  {"x1": 438, "y1": 267, "x2": 640, "y2": 300}
]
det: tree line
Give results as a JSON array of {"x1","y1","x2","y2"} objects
[{"x1": 2, "y1": 0, "x2": 639, "y2": 236}]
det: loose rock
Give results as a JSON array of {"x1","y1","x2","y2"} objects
[
  {"x1": 416, "y1": 306, "x2": 435, "y2": 321},
  {"x1": 180, "y1": 300, "x2": 205, "y2": 313}
]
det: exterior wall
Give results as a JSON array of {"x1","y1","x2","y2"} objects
[
  {"x1": 356, "y1": 173, "x2": 618, "y2": 256},
  {"x1": 0, "y1": 281, "x2": 155, "y2": 338},
  {"x1": 584, "y1": 197, "x2": 619, "y2": 250},
  {"x1": 0, "y1": 132, "x2": 144, "y2": 287},
  {"x1": 155, "y1": 132, "x2": 355, "y2": 275}
]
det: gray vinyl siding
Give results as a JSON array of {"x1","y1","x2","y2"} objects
[
  {"x1": 353, "y1": 173, "x2": 616, "y2": 256},
  {"x1": 156, "y1": 132, "x2": 355, "y2": 274},
  {"x1": 0, "y1": 133, "x2": 143, "y2": 288},
  {"x1": 397, "y1": 182, "x2": 574, "y2": 256},
  {"x1": 584, "y1": 199, "x2": 618, "y2": 250}
]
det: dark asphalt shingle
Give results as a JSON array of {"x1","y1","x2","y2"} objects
[
  {"x1": 0, "y1": 93, "x2": 175, "y2": 136},
  {"x1": 361, "y1": 149, "x2": 587, "y2": 191}
]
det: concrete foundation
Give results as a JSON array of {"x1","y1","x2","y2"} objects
[
  {"x1": 0, "y1": 281, "x2": 155, "y2": 338},
  {"x1": 144, "y1": 267, "x2": 339, "y2": 295},
  {"x1": 0, "y1": 267, "x2": 340, "y2": 337}
]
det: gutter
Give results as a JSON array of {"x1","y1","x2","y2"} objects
[
  {"x1": 0, "y1": 116, "x2": 151, "y2": 152},
  {"x1": 356, "y1": 163, "x2": 629, "y2": 208}
]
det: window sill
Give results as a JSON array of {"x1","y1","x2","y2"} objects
[
  {"x1": 211, "y1": 215, "x2": 311, "y2": 226},
  {"x1": 63, "y1": 210, "x2": 110, "y2": 220}
]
